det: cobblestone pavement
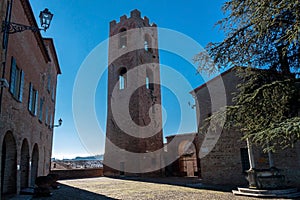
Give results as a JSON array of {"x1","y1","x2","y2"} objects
[{"x1": 31, "y1": 177, "x2": 290, "y2": 200}]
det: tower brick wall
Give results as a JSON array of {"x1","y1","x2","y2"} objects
[{"x1": 104, "y1": 9, "x2": 163, "y2": 177}]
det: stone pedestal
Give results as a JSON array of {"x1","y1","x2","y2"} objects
[{"x1": 246, "y1": 167, "x2": 285, "y2": 189}]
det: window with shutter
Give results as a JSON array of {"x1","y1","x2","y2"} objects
[
  {"x1": 34, "y1": 91, "x2": 38, "y2": 116},
  {"x1": 51, "y1": 85, "x2": 55, "y2": 101},
  {"x1": 39, "y1": 98, "x2": 44, "y2": 121},
  {"x1": 10, "y1": 57, "x2": 24, "y2": 102},
  {"x1": 19, "y1": 70, "x2": 24, "y2": 102},
  {"x1": 28, "y1": 82, "x2": 38, "y2": 116},
  {"x1": 45, "y1": 107, "x2": 49, "y2": 125},
  {"x1": 10, "y1": 57, "x2": 16, "y2": 94},
  {"x1": 47, "y1": 74, "x2": 51, "y2": 92},
  {"x1": 28, "y1": 83, "x2": 33, "y2": 112}
]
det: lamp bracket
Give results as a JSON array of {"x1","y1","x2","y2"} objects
[{"x1": 2, "y1": 21, "x2": 42, "y2": 34}]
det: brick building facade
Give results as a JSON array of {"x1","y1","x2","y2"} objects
[
  {"x1": 0, "y1": 0, "x2": 61, "y2": 195},
  {"x1": 104, "y1": 10, "x2": 164, "y2": 176},
  {"x1": 191, "y1": 68, "x2": 300, "y2": 187},
  {"x1": 165, "y1": 133, "x2": 200, "y2": 177}
]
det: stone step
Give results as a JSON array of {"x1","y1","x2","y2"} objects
[
  {"x1": 20, "y1": 187, "x2": 35, "y2": 195},
  {"x1": 232, "y1": 190, "x2": 276, "y2": 197},
  {"x1": 233, "y1": 189, "x2": 300, "y2": 198},
  {"x1": 6, "y1": 195, "x2": 33, "y2": 200},
  {"x1": 237, "y1": 187, "x2": 298, "y2": 195},
  {"x1": 282, "y1": 192, "x2": 300, "y2": 198}
]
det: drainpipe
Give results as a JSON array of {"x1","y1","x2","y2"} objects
[{"x1": 0, "y1": 0, "x2": 13, "y2": 114}]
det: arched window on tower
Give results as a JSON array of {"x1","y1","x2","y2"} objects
[
  {"x1": 119, "y1": 28, "x2": 127, "y2": 49},
  {"x1": 146, "y1": 68, "x2": 154, "y2": 91},
  {"x1": 119, "y1": 67, "x2": 127, "y2": 90},
  {"x1": 144, "y1": 34, "x2": 152, "y2": 53}
]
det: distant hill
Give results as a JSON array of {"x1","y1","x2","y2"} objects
[{"x1": 74, "y1": 155, "x2": 103, "y2": 161}]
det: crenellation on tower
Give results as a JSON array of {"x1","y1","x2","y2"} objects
[
  {"x1": 130, "y1": 9, "x2": 141, "y2": 18},
  {"x1": 109, "y1": 9, "x2": 154, "y2": 35},
  {"x1": 143, "y1": 16, "x2": 149, "y2": 25},
  {"x1": 120, "y1": 15, "x2": 127, "y2": 21},
  {"x1": 110, "y1": 20, "x2": 117, "y2": 29}
]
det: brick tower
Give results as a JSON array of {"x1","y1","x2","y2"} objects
[{"x1": 103, "y1": 9, "x2": 164, "y2": 176}]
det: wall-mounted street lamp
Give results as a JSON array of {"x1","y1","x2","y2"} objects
[
  {"x1": 2, "y1": 8, "x2": 53, "y2": 34},
  {"x1": 50, "y1": 118, "x2": 63, "y2": 129}
]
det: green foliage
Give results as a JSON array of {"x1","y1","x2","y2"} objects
[{"x1": 195, "y1": 0, "x2": 300, "y2": 151}]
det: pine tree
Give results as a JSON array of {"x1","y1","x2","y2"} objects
[{"x1": 195, "y1": 0, "x2": 300, "y2": 152}]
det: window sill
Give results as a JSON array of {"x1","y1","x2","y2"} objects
[
  {"x1": 10, "y1": 92, "x2": 22, "y2": 103},
  {"x1": 28, "y1": 110, "x2": 37, "y2": 117}
]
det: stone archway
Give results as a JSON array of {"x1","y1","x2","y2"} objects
[
  {"x1": 178, "y1": 140, "x2": 198, "y2": 177},
  {"x1": 30, "y1": 144, "x2": 39, "y2": 187},
  {"x1": 20, "y1": 139, "x2": 30, "y2": 189},
  {"x1": 1, "y1": 132, "x2": 17, "y2": 195}
]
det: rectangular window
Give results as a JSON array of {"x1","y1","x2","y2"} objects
[
  {"x1": 47, "y1": 74, "x2": 51, "y2": 92},
  {"x1": 28, "y1": 83, "x2": 38, "y2": 116},
  {"x1": 10, "y1": 57, "x2": 24, "y2": 102},
  {"x1": 119, "y1": 30, "x2": 127, "y2": 48},
  {"x1": 51, "y1": 85, "x2": 55, "y2": 101},
  {"x1": 119, "y1": 75, "x2": 125, "y2": 90},
  {"x1": 45, "y1": 107, "x2": 49, "y2": 126},
  {"x1": 50, "y1": 113, "x2": 53, "y2": 127},
  {"x1": 38, "y1": 98, "x2": 44, "y2": 121},
  {"x1": 240, "y1": 148, "x2": 250, "y2": 173},
  {"x1": 146, "y1": 77, "x2": 149, "y2": 89}
]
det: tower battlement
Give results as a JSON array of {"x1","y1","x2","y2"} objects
[{"x1": 109, "y1": 9, "x2": 157, "y2": 31}]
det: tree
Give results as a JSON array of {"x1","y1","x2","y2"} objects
[{"x1": 194, "y1": 0, "x2": 300, "y2": 152}]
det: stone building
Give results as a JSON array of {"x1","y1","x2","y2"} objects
[
  {"x1": 0, "y1": 0, "x2": 61, "y2": 196},
  {"x1": 191, "y1": 67, "x2": 300, "y2": 187},
  {"x1": 104, "y1": 10, "x2": 164, "y2": 176},
  {"x1": 165, "y1": 133, "x2": 200, "y2": 177}
]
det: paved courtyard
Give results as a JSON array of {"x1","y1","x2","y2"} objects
[{"x1": 30, "y1": 177, "x2": 290, "y2": 200}]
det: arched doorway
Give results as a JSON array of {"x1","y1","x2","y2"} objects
[
  {"x1": 20, "y1": 139, "x2": 30, "y2": 189},
  {"x1": 1, "y1": 132, "x2": 17, "y2": 195},
  {"x1": 30, "y1": 144, "x2": 39, "y2": 187},
  {"x1": 178, "y1": 141, "x2": 198, "y2": 177}
]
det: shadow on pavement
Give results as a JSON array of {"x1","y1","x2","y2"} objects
[
  {"x1": 107, "y1": 176, "x2": 239, "y2": 193},
  {"x1": 33, "y1": 183, "x2": 117, "y2": 200}
]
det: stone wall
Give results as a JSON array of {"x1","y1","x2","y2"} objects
[
  {"x1": 193, "y1": 68, "x2": 300, "y2": 187},
  {"x1": 51, "y1": 169, "x2": 103, "y2": 180}
]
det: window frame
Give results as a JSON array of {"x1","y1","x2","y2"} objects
[
  {"x1": 28, "y1": 82, "x2": 38, "y2": 116},
  {"x1": 9, "y1": 57, "x2": 24, "y2": 102},
  {"x1": 119, "y1": 28, "x2": 127, "y2": 49},
  {"x1": 119, "y1": 67, "x2": 127, "y2": 90}
]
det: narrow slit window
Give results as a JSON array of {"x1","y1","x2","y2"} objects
[
  {"x1": 119, "y1": 28, "x2": 127, "y2": 49},
  {"x1": 144, "y1": 34, "x2": 152, "y2": 53},
  {"x1": 144, "y1": 41, "x2": 149, "y2": 51},
  {"x1": 146, "y1": 77, "x2": 150, "y2": 89},
  {"x1": 146, "y1": 68, "x2": 154, "y2": 91},
  {"x1": 119, "y1": 67, "x2": 127, "y2": 90}
]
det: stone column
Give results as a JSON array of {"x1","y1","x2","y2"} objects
[
  {"x1": 247, "y1": 138, "x2": 255, "y2": 169},
  {"x1": 267, "y1": 143, "x2": 275, "y2": 168},
  {"x1": 246, "y1": 138, "x2": 257, "y2": 188}
]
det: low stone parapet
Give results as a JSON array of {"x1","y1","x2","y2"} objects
[{"x1": 51, "y1": 168, "x2": 103, "y2": 180}]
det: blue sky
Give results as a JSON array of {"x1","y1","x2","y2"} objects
[{"x1": 30, "y1": 0, "x2": 226, "y2": 159}]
